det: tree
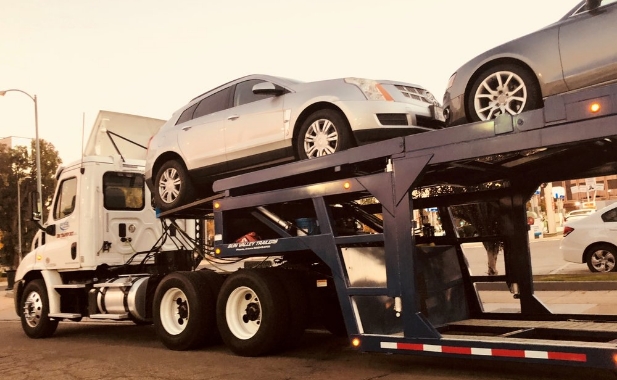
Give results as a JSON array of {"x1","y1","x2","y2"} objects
[{"x1": 0, "y1": 140, "x2": 62, "y2": 268}]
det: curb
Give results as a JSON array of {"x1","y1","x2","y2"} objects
[{"x1": 476, "y1": 281, "x2": 617, "y2": 291}]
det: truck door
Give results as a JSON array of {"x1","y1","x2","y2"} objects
[
  {"x1": 101, "y1": 172, "x2": 162, "y2": 266},
  {"x1": 43, "y1": 176, "x2": 80, "y2": 269}
]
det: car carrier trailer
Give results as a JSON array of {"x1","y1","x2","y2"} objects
[
  {"x1": 13, "y1": 83, "x2": 617, "y2": 370},
  {"x1": 156, "y1": 82, "x2": 617, "y2": 369}
]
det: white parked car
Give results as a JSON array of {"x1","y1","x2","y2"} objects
[{"x1": 560, "y1": 203, "x2": 617, "y2": 272}]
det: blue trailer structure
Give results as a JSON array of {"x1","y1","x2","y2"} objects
[{"x1": 158, "y1": 82, "x2": 617, "y2": 369}]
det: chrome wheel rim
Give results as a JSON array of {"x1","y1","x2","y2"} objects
[
  {"x1": 23, "y1": 291, "x2": 43, "y2": 328},
  {"x1": 474, "y1": 71, "x2": 527, "y2": 120},
  {"x1": 590, "y1": 249, "x2": 616, "y2": 272},
  {"x1": 159, "y1": 287, "x2": 189, "y2": 335},
  {"x1": 304, "y1": 119, "x2": 338, "y2": 158},
  {"x1": 226, "y1": 286, "x2": 261, "y2": 340},
  {"x1": 158, "y1": 167, "x2": 181, "y2": 204}
]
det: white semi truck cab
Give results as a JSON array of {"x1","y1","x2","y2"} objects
[{"x1": 13, "y1": 111, "x2": 197, "y2": 335}]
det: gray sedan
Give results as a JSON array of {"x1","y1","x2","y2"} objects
[
  {"x1": 443, "y1": 0, "x2": 617, "y2": 127},
  {"x1": 146, "y1": 74, "x2": 444, "y2": 210}
]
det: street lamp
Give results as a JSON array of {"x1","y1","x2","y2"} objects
[
  {"x1": 0, "y1": 89, "x2": 44, "y2": 221},
  {"x1": 17, "y1": 176, "x2": 31, "y2": 264}
]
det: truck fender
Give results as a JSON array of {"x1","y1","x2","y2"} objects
[{"x1": 40, "y1": 270, "x2": 63, "y2": 315}]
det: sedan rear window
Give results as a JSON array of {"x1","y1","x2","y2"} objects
[{"x1": 601, "y1": 208, "x2": 617, "y2": 222}]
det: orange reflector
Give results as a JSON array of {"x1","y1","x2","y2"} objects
[
  {"x1": 351, "y1": 337, "x2": 361, "y2": 347},
  {"x1": 613, "y1": 352, "x2": 617, "y2": 364},
  {"x1": 215, "y1": 248, "x2": 221, "y2": 255},
  {"x1": 214, "y1": 202, "x2": 220, "y2": 209},
  {"x1": 590, "y1": 102, "x2": 601, "y2": 113},
  {"x1": 376, "y1": 84, "x2": 394, "y2": 101},
  {"x1": 343, "y1": 182, "x2": 351, "y2": 190}
]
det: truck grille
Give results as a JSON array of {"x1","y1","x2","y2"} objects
[{"x1": 395, "y1": 85, "x2": 439, "y2": 106}]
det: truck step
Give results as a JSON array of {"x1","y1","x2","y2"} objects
[
  {"x1": 93, "y1": 282, "x2": 131, "y2": 289},
  {"x1": 88, "y1": 313, "x2": 129, "y2": 320},
  {"x1": 49, "y1": 313, "x2": 82, "y2": 319},
  {"x1": 54, "y1": 284, "x2": 87, "y2": 289}
]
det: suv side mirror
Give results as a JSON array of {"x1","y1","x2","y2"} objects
[
  {"x1": 252, "y1": 82, "x2": 286, "y2": 96},
  {"x1": 586, "y1": 0, "x2": 601, "y2": 11}
]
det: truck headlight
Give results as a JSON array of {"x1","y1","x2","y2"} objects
[{"x1": 345, "y1": 78, "x2": 393, "y2": 101}]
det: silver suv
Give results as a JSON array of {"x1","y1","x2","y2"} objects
[{"x1": 146, "y1": 74, "x2": 444, "y2": 211}]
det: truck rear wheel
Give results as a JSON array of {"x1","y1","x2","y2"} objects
[
  {"x1": 216, "y1": 269, "x2": 289, "y2": 356},
  {"x1": 20, "y1": 279, "x2": 58, "y2": 338},
  {"x1": 153, "y1": 272, "x2": 217, "y2": 350}
]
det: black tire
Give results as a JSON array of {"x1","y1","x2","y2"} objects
[
  {"x1": 195, "y1": 270, "x2": 224, "y2": 342},
  {"x1": 296, "y1": 109, "x2": 353, "y2": 160},
  {"x1": 467, "y1": 63, "x2": 541, "y2": 122},
  {"x1": 153, "y1": 271, "x2": 218, "y2": 350},
  {"x1": 273, "y1": 269, "x2": 309, "y2": 349},
  {"x1": 153, "y1": 159, "x2": 195, "y2": 211},
  {"x1": 20, "y1": 279, "x2": 58, "y2": 338},
  {"x1": 586, "y1": 244, "x2": 617, "y2": 273},
  {"x1": 216, "y1": 269, "x2": 289, "y2": 356}
]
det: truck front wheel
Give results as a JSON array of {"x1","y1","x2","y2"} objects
[
  {"x1": 20, "y1": 279, "x2": 58, "y2": 338},
  {"x1": 153, "y1": 272, "x2": 218, "y2": 350},
  {"x1": 216, "y1": 269, "x2": 289, "y2": 356}
]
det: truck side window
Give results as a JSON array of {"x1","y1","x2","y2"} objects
[
  {"x1": 53, "y1": 177, "x2": 77, "y2": 220},
  {"x1": 103, "y1": 172, "x2": 145, "y2": 211}
]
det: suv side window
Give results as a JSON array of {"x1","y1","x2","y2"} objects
[
  {"x1": 233, "y1": 79, "x2": 276, "y2": 106},
  {"x1": 53, "y1": 177, "x2": 77, "y2": 220},
  {"x1": 193, "y1": 86, "x2": 233, "y2": 119},
  {"x1": 176, "y1": 103, "x2": 198, "y2": 125}
]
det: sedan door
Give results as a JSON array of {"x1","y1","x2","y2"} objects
[
  {"x1": 223, "y1": 80, "x2": 287, "y2": 170},
  {"x1": 559, "y1": 1, "x2": 617, "y2": 91},
  {"x1": 177, "y1": 86, "x2": 233, "y2": 173}
]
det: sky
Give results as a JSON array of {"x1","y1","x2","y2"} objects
[{"x1": 0, "y1": 0, "x2": 581, "y2": 164}]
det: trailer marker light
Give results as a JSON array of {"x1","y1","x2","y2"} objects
[
  {"x1": 215, "y1": 248, "x2": 221, "y2": 255},
  {"x1": 214, "y1": 202, "x2": 220, "y2": 209},
  {"x1": 590, "y1": 102, "x2": 601, "y2": 113},
  {"x1": 36, "y1": 254, "x2": 42, "y2": 261},
  {"x1": 343, "y1": 182, "x2": 351, "y2": 190},
  {"x1": 352, "y1": 337, "x2": 361, "y2": 347}
]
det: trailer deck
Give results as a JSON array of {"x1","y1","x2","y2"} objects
[{"x1": 162, "y1": 83, "x2": 617, "y2": 369}]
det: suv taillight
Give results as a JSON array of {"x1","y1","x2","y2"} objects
[{"x1": 563, "y1": 226, "x2": 574, "y2": 237}]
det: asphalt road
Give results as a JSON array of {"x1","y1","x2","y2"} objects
[{"x1": 0, "y1": 321, "x2": 615, "y2": 380}]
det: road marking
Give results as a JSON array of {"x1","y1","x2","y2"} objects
[{"x1": 549, "y1": 262, "x2": 573, "y2": 275}]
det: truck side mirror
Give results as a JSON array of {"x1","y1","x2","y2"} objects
[
  {"x1": 45, "y1": 224, "x2": 56, "y2": 236},
  {"x1": 30, "y1": 191, "x2": 41, "y2": 221}
]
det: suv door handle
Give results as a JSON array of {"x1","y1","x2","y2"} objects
[
  {"x1": 182, "y1": 126, "x2": 192, "y2": 131},
  {"x1": 227, "y1": 115, "x2": 240, "y2": 121}
]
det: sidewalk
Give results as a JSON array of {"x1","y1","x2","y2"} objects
[{"x1": 1, "y1": 283, "x2": 16, "y2": 321}]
